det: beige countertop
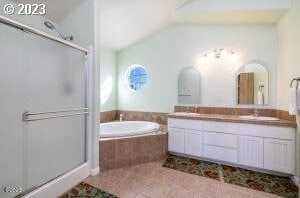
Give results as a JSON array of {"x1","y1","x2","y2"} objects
[{"x1": 168, "y1": 113, "x2": 297, "y2": 128}]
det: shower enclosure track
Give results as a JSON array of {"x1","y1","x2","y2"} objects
[{"x1": 0, "y1": 15, "x2": 88, "y2": 54}]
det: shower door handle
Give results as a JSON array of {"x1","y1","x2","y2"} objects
[{"x1": 22, "y1": 108, "x2": 89, "y2": 122}]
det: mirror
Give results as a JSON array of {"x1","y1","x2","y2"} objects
[
  {"x1": 237, "y1": 62, "x2": 268, "y2": 105},
  {"x1": 178, "y1": 67, "x2": 201, "y2": 104}
]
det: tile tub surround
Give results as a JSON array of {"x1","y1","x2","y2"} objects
[
  {"x1": 100, "y1": 110, "x2": 118, "y2": 123},
  {"x1": 99, "y1": 133, "x2": 167, "y2": 171},
  {"x1": 100, "y1": 110, "x2": 168, "y2": 124},
  {"x1": 116, "y1": 110, "x2": 168, "y2": 125},
  {"x1": 85, "y1": 160, "x2": 285, "y2": 198}
]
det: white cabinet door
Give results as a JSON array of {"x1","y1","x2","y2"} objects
[
  {"x1": 168, "y1": 128, "x2": 185, "y2": 153},
  {"x1": 264, "y1": 138, "x2": 295, "y2": 174},
  {"x1": 185, "y1": 130, "x2": 203, "y2": 157},
  {"x1": 238, "y1": 136, "x2": 263, "y2": 168}
]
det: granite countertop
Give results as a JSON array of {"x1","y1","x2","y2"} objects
[{"x1": 168, "y1": 113, "x2": 297, "y2": 128}]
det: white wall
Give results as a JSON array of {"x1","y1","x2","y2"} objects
[
  {"x1": 277, "y1": 3, "x2": 300, "y2": 111},
  {"x1": 59, "y1": 0, "x2": 94, "y2": 47},
  {"x1": 100, "y1": 48, "x2": 117, "y2": 112},
  {"x1": 277, "y1": 0, "x2": 300, "y2": 178},
  {"x1": 117, "y1": 25, "x2": 278, "y2": 112}
]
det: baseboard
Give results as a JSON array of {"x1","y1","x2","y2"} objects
[
  {"x1": 90, "y1": 167, "x2": 100, "y2": 176},
  {"x1": 24, "y1": 163, "x2": 90, "y2": 198},
  {"x1": 292, "y1": 176, "x2": 300, "y2": 187}
]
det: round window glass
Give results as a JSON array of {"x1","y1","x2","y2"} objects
[{"x1": 125, "y1": 65, "x2": 148, "y2": 91}]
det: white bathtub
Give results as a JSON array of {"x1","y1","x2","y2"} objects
[{"x1": 100, "y1": 121, "x2": 160, "y2": 138}]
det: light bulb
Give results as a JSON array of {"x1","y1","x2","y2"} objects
[
  {"x1": 230, "y1": 51, "x2": 238, "y2": 61},
  {"x1": 220, "y1": 49, "x2": 228, "y2": 58}
]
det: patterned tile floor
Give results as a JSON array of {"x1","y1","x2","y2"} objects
[
  {"x1": 60, "y1": 182, "x2": 118, "y2": 198},
  {"x1": 84, "y1": 160, "x2": 294, "y2": 198},
  {"x1": 163, "y1": 154, "x2": 220, "y2": 180},
  {"x1": 222, "y1": 165, "x2": 298, "y2": 198}
]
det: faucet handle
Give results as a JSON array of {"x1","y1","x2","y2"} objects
[{"x1": 254, "y1": 109, "x2": 259, "y2": 117}]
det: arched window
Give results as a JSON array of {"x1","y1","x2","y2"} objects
[{"x1": 125, "y1": 65, "x2": 148, "y2": 91}]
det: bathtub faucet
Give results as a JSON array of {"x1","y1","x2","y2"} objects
[{"x1": 119, "y1": 114, "x2": 123, "y2": 122}]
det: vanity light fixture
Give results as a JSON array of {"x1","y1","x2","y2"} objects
[
  {"x1": 214, "y1": 48, "x2": 223, "y2": 58},
  {"x1": 230, "y1": 51, "x2": 238, "y2": 61},
  {"x1": 201, "y1": 48, "x2": 237, "y2": 60}
]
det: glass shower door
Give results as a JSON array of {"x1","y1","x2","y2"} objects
[
  {"x1": 23, "y1": 32, "x2": 87, "y2": 191},
  {"x1": 0, "y1": 23, "x2": 24, "y2": 198},
  {"x1": 0, "y1": 22, "x2": 87, "y2": 197}
]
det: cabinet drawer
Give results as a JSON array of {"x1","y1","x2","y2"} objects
[
  {"x1": 204, "y1": 145, "x2": 238, "y2": 163},
  {"x1": 203, "y1": 121, "x2": 238, "y2": 134},
  {"x1": 168, "y1": 118, "x2": 203, "y2": 130},
  {"x1": 204, "y1": 132, "x2": 238, "y2": 148},
  {"x1": 238, "y1": 124, "x2": 295, "y2": 140}
]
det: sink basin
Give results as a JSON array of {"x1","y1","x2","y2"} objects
[
  {"x1": 173, "y1": 112, "x2": 200, "y2": 116},
  {"x1": 255, "y1": 116, "x2": 280, "y2": 121},
  {"x1": 239, "y1": 115, "x2": 280, "y2": 121}
]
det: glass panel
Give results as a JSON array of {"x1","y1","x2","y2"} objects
[
  {"x1": 178, "y1": 67, "x2": 201, "y2": 104},
  {"x1": 0, "y1": 21, "x2": 86, "y2": 196},
  {"x1": 237, "y1": 63, "x2": 269, "y2": 105},
  {"x1": 0, "y1": 24, "x2": 24, "y2": 197},
  {"x1": 23, "y1": 33, "x2": 86, "y2": 189},
  {"x1": 126, "y1": 65, "x2": 148, "y2": 91},
  {"x1": 25, "y1": 116, "x2": 85, "y2": 189},
  {"x1": 24, "y1": 34, "x2": 86, "y2": 112}
]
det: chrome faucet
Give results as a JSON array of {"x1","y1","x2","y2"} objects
[
  {"x1": 253, "y1": 108, "x2": 259, "y2": 117},
  {"x1": 119, "y1": 114, "x2": 123, "y2": 122},
  {"x1": 193, "y1": 105, "x2": 199, "y2": 113},
  {"x1": 185, "y1": 106, "x2": 190, "y2": 113}
]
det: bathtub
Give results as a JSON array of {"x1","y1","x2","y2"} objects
[{"x1": 100, "y1": 121, "x2": 160, "y2": 138}]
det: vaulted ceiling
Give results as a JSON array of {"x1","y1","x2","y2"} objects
[
  {"x1": 100, "y1": 0, "x2": 292, "y2": 51},
  {"x1": 11, "y1": 0, "x2": 293, "y2": 51},
  {"x1": 99, "y1": 0, "x2": 189, "y2": 51}
]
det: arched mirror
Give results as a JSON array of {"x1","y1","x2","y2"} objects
[
  {"x1": 237, "y1": 62, "x2": 268, "y2": 105},
  {"x1": 178, "y1": 67, "x2": 201, "y2": 104}
]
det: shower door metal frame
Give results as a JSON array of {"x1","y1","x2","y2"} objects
[
  {"x1": 0, "y1": 15, "x2": 92, "y2": 197},
  {"x1": 0, "y1": 15, "x2": 88, "y2": 54}
]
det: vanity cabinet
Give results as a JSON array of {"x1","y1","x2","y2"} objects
[
  {"x1": 264, "y1": 138, "x2": 294, "y2": 173},
  {"x1": 168, "y1": 127, "x2": 203, "y2": 156},
  {"x1": 168, "y1": 128, "x2": 185, "y2": 153},
  {"x1": 203, "y1": 131, "x2": 238, "y2": 163},
  {"x1": 238, "y1": 136, "x2": 263, "y2": 168},
  {"x1": 168, "y1": 118, "x2": 296, "y2": 174},
  {"x1": 185, "y1": 129, "x2": 203, "y2": 156}
]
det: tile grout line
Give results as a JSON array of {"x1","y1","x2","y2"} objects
[{"x1": 218, "y1": 163, "x2": 224, "y2": 183}]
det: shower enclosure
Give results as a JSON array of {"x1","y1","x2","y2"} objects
[{"x1": 0, "y1": 16, "x2": 90, "y2": 198}]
